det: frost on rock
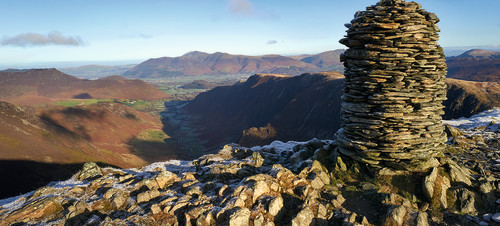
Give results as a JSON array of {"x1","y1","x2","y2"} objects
[
  {"x1": 0, "y1": 139, "x2": 343, "y2": 225},
  {"x1": 444, "y1": 108, "x2": 500, "y2": 136}
]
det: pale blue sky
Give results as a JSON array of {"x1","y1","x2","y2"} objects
[{"x1": 1, "y1": 0, "x2": 499, "y2": 68}]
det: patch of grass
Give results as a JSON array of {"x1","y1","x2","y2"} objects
[
  {"x1": 117, "y1": 99, "x2": 166, "y2": 114},
  {"x1": 137, "y1": 129, "x2": 170, "y2": 142},
  {"x1": 53, "y1": 100, "x2": 82, "y2": 107},
  {"x1": 53, "y1": 99, "x2": 112, "y2": 107}
]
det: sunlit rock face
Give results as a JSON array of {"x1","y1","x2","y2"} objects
[{"x1": 336, "y1": 0, "x2": 447, "y2": 171}]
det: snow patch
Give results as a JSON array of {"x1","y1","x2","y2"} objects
[
  {"x1": 443, "y1": 108, "x2": 500, "y2": 132},
  {"x1": 0, "y1": 191, "x2": 33, "y2": 212}
]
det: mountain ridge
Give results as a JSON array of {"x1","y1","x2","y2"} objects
[
  {"x1": 446, "y1": 49, "x2": 500, "y2": 82},
  {"x1": 0, "y1": 68, "x2": 167, "y2": 105},
  {"x1": 123, "y1": 50, "x2": 343, "y2": 78}
]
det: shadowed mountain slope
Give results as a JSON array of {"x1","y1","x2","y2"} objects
[
  {"x1": 178, "y1": 73, "x2": 500, "y2": 150},
  {"x1": 0, "y1": 68, "x2": 167, "y2": 105},
  {"x1": 182, "y1": 72, "x2": 345, "y2": 149},
  {"x1": 443, "y1": 78, "x2": 500, "y2": 119}
]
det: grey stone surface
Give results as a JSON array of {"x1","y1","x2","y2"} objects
[{"x1": 336, "y1": 0, "x2": 447, "y2": 170}]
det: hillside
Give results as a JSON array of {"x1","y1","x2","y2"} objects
[
  {"x1": 170, "y1": 73, "x2": 500, "y2": 150},
  {"x1": 299, "y1": 50, "x2": 344, "y2": 70},
  {"x1": 444, "y1": 78, "x2": 500, "y2": 119},
  {"x1": 0, "y1": 68, "x2": 167, "y2": 105},
  {"x1": 0, "y1": 109, "x2": 498, "y2": 225},
  {"x1": 0, "y1": 101, "x2": 193, "y2": 198},
  {"x1": 122, "y1": 51, "x2": 344, "y2": 78},
  {"x1": 179, "y1": 80, "x2": 220, "y2": 90},
  {"x1": 446, "y1": 49, "x2": 500, "y2": 82},
  {"x1": 181, "y1": 72, "x2": 345, "y2": 149}
]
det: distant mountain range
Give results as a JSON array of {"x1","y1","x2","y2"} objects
[
  {"x1": 446, "y1": 49, "x2": 500, "y2": 82},
  {"x1": 175, "y1": 73, "x2": 500, "y2": 150},
  {"x1": 0, "y1": 68, "x2": 167, "y2": 105},
  {"x1": 123, "y1": 50, "x2": 344, "y2": 78}
]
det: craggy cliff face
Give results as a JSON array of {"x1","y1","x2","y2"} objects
[{"x1": 336, "y1": 0, "x2": 448, "y2": 171}]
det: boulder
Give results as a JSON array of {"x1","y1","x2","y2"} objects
[
  {"x1": 76, "y1": 162, "x2": 103, "y2": 181},
  {"x1": 291, "y1": 207, "x2": 314, "y2": 226},
  {"x1": 229, "y1": 208, "x2": 251, "y2": 226},
  {"x1": 384, "y1": 205, "x2": 407, "y2": 226},
  {"x1": 268, "y1": 196, "x2": 283, "y2": 216}
]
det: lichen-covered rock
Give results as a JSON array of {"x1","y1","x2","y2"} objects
[
  {"x1": 2, "y1": 196, "x2": 63, "y2": 225},
  {"x1": 384, "y1": 205, "x2": 407, "y2": 226},
  {"x1": 268, "y1": 196, "x2": 283, "y2": 216},
  {"x1": 0, "y1": 133, "x2": 495, "y2": 226},
  {"x1": 291, "y1": 207, "x2": 314, "y2": 226},
  {"x1": 416, "y1": 211, "x2": 429, "y2": 226},
  {"x1": 229, "y1": 208, "x2": 251, "y2": 226},
  {"x1": 76, "y1": 162, "x2": 103, "y2": 181},
  {"x1": 455, "y1": 188, "x2": 477, "y2": 214}
]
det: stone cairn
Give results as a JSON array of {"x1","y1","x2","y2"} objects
[{"x1": 336, "y1": 0, "x2": 447, "y2": 171}]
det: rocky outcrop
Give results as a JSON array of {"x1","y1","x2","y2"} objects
[
  {"x1": 1, "y1": 120, "x2": 498, "y2": 225},
  {"x1": 336, "y1": 0, "x2": 447, "y2": 170}
]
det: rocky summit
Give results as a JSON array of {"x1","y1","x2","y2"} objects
[
  {"x1": 337, "y1": 0, "x2": 448, "y2": 171},
  {"x1": 0, "y1": 109, "x2": 499, "y2": 225}
]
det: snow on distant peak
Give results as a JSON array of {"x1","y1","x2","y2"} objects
[{"x1": 443, "y1": 108, "x2": 500, "y2": 132}]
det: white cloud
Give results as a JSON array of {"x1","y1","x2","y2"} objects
[
  {"x1": 228, "y1": 0, "x2": 255, "y2": 16},
  {"x1": 266, "y1": 40, "x2": 278, "y2": 45},
  {"x1": 1, "y1": 31, "x2": 84, "y2": 47}
]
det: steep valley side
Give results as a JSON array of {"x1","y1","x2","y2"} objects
[
  {"x1": 162, "y1": 73, "x2": 500, "y2": 153},
  {"x1": 0, "y1": 101, "x2": 190, "y2": 199}
]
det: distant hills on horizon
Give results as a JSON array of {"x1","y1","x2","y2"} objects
[
  {"x1": 0, "y1": 68, "x2": 167, "y2": 105},
  {"x1": 2, "y1": 48, "x2": 499, "y2": 82},
  {"x1": 122, "y1": 50, "x2": 344, "y2": 79},
  {"x1": 445, "y1": 49, "x2": 500, "y2": 82}
]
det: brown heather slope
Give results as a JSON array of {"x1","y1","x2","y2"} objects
[
  {"x1": 0, "y1": 68, "x2": 167, "y2": 105},
  {"x1": 0, "y1": 101, "x2": 186, "y2": 168},
  {"x1": 0, "y1": 101, "x2": 107, "y2": 164},
  {"x1": 446, "y1": 49, "x2": 500, "y2": 82},
  {"x1": 179, "y1": 73, "x2": 500, "y2": 150},
  {"x1": 443, "y1": 78, "x2": 500, "y2": 119},
  {"x1": 0, "y1": 102, "x2": 125, "y2": 198},
  {"x1": 36, "y1": 102, "x2": 189, "y2": 164},
  {"x1": 123, "y1": 51, "x2": 328, "y2": 78},
  {"x1": 0, "y1": 101, "x2": 189, "y2": 198}
]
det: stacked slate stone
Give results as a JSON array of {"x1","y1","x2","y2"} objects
[{"x1": 336, "y1": 0, "x2": 447, "y2": 171}]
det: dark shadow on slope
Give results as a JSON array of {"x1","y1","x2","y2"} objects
[
  {"x1": 128, "y1": 138, "x2": 192, "y2": 163},
  {"x1": 341, "y1": 190, "x2": 384, "y2": 224},
  {"x1": 40, "y1": 114, "x2": 85, "y2": 139},
  {"x1": 59, "y1": 107, "x2": 106, "y2": 120},
  {"x1": 73, "y1": 93, "x2": 93, "y2": 99},
  {"x1": 0, "y1": 160, "x2": 117, "y2": 200},
  {"x1": 39, "y1": 113, "x2": 91, "y2": 140}
]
